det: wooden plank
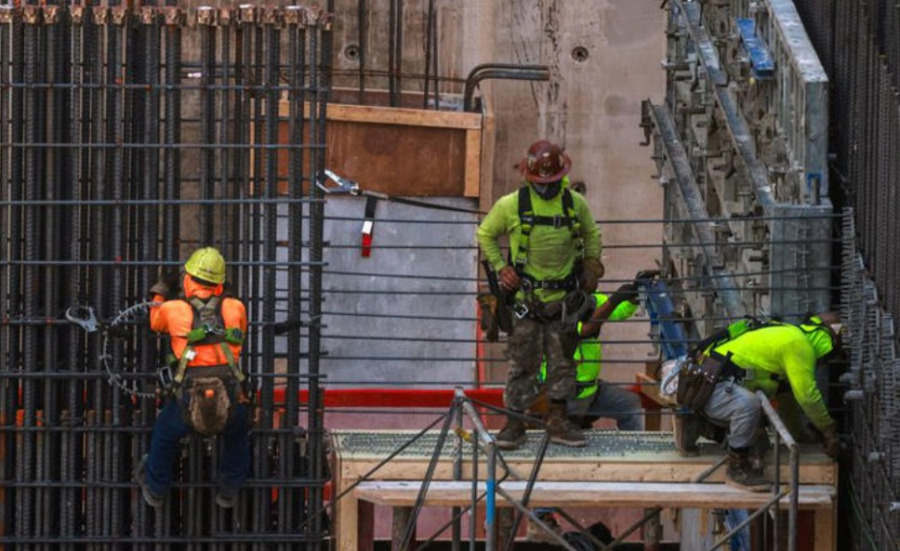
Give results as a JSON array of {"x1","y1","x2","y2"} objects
[
  {"x1": 813, "y1": 506, "x2": 835, "y2": 551},
  {"x1": 353, "y1": 481, "x2": 836, "y2": 511},
  {"x1": 339, "y1": 455, "x2": 837, "y2": 486},
  {"x1": 391, "y1": 507, "x2": 415, "y2": 551},
  {"x1": 277, "y1": 100, "x2": 482, "y2": 130},
  {"x1": 326, "y1": 103, "x2": 482, "y2": 130},
  {"x1": 358, "y1": 499, "x2": 375, "y2": 551},
  {"x1": 464, "y1": 128, "x2": 482, "y2": 198}
]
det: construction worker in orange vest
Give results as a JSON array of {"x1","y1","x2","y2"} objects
[{"x1": 134, "y1": 247, "x2": 251, "y2": 509}]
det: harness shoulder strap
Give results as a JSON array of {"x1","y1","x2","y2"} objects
[
  {"x1": 174, "y1": 296, "x2": 246, "y2": 386},
  {"x1": 514, "y1": 186, "x2": 581, "y2": 273},
  {"x1": 692, "y1": 316, "x2": 774, "y2": 357}
]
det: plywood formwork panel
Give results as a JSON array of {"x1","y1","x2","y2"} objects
[{"x1": 267, "y1": 99, "x2": 485, "y2": 197}]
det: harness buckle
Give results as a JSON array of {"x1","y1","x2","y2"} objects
[
  {"x1": 157, "y1": 364, "x2": 175, "y2": 389},
  {"x1": 512, "y1": 302, "x2": 530, "y2": 319},
  {"x1": 202, "y1": 323, "x2": 224, "y2": 336},
  {"x1": 552, "y1": 214, "x2": 563, "y2": 229}
]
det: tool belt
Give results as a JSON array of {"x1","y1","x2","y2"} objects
[
  {"x1": 519, "y1": 272, "x2": 579, "y2": 292},
  {"x1": 173, "y1": 365, "x2": 247, "y2": 437},
  {"x1": 676, "y1": 353, "x2": 731, "y2": 412}
]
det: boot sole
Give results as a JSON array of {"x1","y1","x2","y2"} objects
[
  {"x1": 549, "y1": 436, "x2": 586, "y2": 448},
  {"x1": 495, "y1": 435, "x2": 527, "y2": 450}
]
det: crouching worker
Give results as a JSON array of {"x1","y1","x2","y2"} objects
[
  {"x1": 135, "y1": 247, "x2": 251, "y2": 509},
  {"x1": 534, "y1": 277, "x2": 646, "y2": 430},
  {"x1": 673, "y1": 313, "x2": 842, "y2": 492}
]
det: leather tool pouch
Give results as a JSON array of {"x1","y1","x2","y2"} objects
[
  {"x1": 533, "y1": 299, "x2": 563, "y2": 322},
  {"x1": 178, "y1": 366, "x2": 238, "y2": 436},
  {"x1": 676, "y1": 353, "x2": 727, "y2": 411}
]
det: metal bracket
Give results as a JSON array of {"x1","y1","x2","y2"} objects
[
  {"x1": 317, "y1": 169, "x2": 361, "y2": 195},
  {"x1": 736, "y1": 18, "x2": 775, "y2": 80}
]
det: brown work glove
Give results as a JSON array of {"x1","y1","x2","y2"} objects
[
  {"x1": 821, "y1": 423, "x2": 841, "y2": 459},
  {"x1": 609, "y1": 282, "x2": 639, "y2": 305},
  {"x1": 579, "y1": 257, "x2": 605, "y2": 292},
  {"x1": 148, "y1": 270, "x2": 181, "y2": 300},
  {"x1": 498, "y1": 266, "x2": 521, "y2": 292}
]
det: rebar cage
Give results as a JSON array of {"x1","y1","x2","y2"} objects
[
  {"x1": 791, "y1": 1, "x2": 900, "y2": 549},
  {"x1": 0, "y1": 3, "x2": 332, "y2": 548}
]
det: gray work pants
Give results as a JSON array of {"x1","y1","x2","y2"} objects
[
  {"x1": 702, "y1": 381, "x2": 762, "y2": 449},
  {"x1": 567, "y1": 381, "x2": 644, "y2": 431}
]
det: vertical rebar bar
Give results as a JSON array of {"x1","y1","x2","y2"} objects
[
  {"x1": 0, "y1": 5, "x2": 20, "y2": 545},
  {"x1": 283, "y1": 6, "x2": 305, "y2": 541},
  {"x1": 307, "y1": 11, "x2": 328, "y2": 551},
  {"x1": 199, "y1": 12, "x2": 216, "y2": 247},
  {"x1": 262, "y1": 12, "x2": 280, "y2": 544},
  {"x1": 250, "y1": 11, "x2": 267, "y2": 547},
  {"x1": 19, "y1": 13, "x2": 42, "y2": 547},
  {"x1": 163, "y1": 17, "x2": 181, "y2": 262}
]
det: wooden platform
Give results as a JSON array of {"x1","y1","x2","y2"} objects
[{"x1": 331, "y1": 429, "x2": 837, "y2": 551}]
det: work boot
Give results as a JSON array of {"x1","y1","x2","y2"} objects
[
  {"x1": 547, "y1": 401, "x2": 586, "y2": 447},
  {"x1": 726, "y1": 447, "x2": 772, "y2": 492},
  {"x1": 748, "y1": 428, "x2": 772, "y2": 474},
  {"x1": 134, "y1": 454, "x2": 164, "y2": 508},
  {"x1": 673, "y1": 411, "x2": 702, "y2": 457},
  {"x1": 496, "y1": 414, "x2": 527, "y2": 450}
]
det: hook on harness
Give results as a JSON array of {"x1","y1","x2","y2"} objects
[{"x1": 65, "y1": 305, "x2": 100, "y2": 333}]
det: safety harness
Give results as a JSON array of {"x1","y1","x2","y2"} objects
[
  {"x1": 162, "y1": 295, "x2": 248, "y2": 436},
  {"x1": 172, "y1": 295, "x2": 246, "y2": 387},
  {"x1": 513, "y1": 185, "x2": 582, "y2": 292}
]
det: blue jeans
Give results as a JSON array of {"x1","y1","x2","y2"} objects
[
  {"x1": 566, "y1": 380, "x2": 644, "y2": 431},
  {"x1": 145, "y1": 400, "x2": 250, "y2": 496}
]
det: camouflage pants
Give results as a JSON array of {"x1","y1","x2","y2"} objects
[{"x1": 504, "y1": 316, "x2": 578, "y2": 411}]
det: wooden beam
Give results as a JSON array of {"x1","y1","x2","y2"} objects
[
  {"x1": 353, "y1": 481, "x2": 835, "y2": 511},
  {"x1": 813, "y1": 507, "x2": 835, "y2": 551},
  {"x1": 277, "y1": 100, "x2": 482, "y2": 130},
  {"x1": 464, "y1": 128, "x2": 482, "y2": 197},
  {"x1": 337, "y1": 455, "x2": 837, "y2": 486}
]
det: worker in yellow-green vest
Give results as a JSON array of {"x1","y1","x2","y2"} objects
[
  {"x1": 477, "y1": 140, "x2": 603, "y2": 450},
  {"x1": 537, "y1": 279, "x2": 645, "y2": 430},
  {"x1": 675, "y1": 312, "x2": 843, "y2": 493}
]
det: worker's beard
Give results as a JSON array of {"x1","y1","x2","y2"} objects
[{"x1": 532, "y1": 180, "x2": 562, "y2": 200}]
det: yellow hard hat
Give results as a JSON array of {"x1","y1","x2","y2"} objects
[{"x1": 184, "y1": 247, "x2": 226, "y2": 285}]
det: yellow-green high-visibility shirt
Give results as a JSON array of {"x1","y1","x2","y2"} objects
[
  {"x1": 476, "y1": 180, "x2": 601, "y2": 304},
  {"x1": 710, "y1": 324, "x2": 834, "y2": 430}
]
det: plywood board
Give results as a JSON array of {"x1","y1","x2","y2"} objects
[{"x1": 264, "y1": 100, "x2": 484, "y2": 197}]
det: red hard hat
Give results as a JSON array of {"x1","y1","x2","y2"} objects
[{"x1": 520, "y1": 140, "x2": 572, "y2": 183}]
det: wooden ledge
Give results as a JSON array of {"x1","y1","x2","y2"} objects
[{"x1": 354, "y1": 480, "x2": 835, "y2": 511}]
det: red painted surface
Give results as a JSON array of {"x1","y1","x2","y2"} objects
[{"x1": 274, "y1": 388, "x2": 505, "y2": 409}]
